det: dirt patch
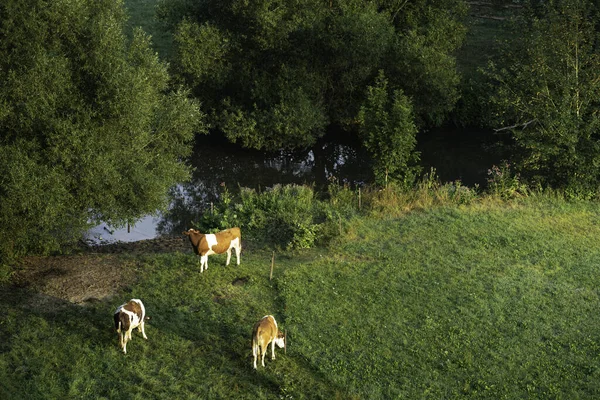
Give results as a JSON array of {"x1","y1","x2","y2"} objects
[
  {"x1": 10, "y1": 236, "x2": 191, "y2": 307},
  {"x1": 232, "y1": 276, "x2": 249, "y2": 286},
  {"x1": 13, "y1": 254, "x2": 137, "y2": 305},
  {"x1": 85, "y1": 236, "x2": 189, "y2": 254}
]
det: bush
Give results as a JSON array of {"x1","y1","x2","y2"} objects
[
  {"x1": 196, "y1": 183, "x2": 241, "y2": 232},
  {"x1": 486, "y1": 162, "x2": 529, "y2": 199},
  {"x1": 239, "y1": 185, "x2": 320, "y2": 249},
  {"x1": 196, "y1": 184, "x2": 321, "y2": 250},
  {"x1": 195, "y1": 183, "x2": 369, "y2": 250}
]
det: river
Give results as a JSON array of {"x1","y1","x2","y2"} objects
[{"x1": 85, "y1": 127, "x2": 503, "y2": 244}]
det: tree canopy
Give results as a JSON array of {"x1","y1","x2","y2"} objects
[
  {"x1": 485, "y1": 0, "x2": 600, "y2": 195},
  {"x1": 0, "y1": 0, "x2": 205, "y2": 261},
  {"x1": 158, "y1": 0, "x2": 467, "y2": 150}
]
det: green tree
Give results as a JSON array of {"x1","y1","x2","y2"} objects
[
  {"x1": 485, "y1": 0, "x2": 600, "y2": 194},
  {"x1": 0, "y1": 0, "x2": 205, "y2": 263},
  {"x1": 358, "y1": 71, "x2": 421, "y2": 187},
  {"x1": 158, "y1": 0, "x2": 467, "y2": 150}
]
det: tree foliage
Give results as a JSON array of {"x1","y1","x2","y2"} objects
[
  {"x1": 158, "y1": 0, "x2": 467, "y2": 150},
  {"x1": 358, "y1": 71, "x2": 421, "y2": 186},
  {"x1": 0, "y1": 0, "x2": 205, "y2": 261},
  {"x1": 485, "y1": 0, "x2": 600, "y2": 194}
]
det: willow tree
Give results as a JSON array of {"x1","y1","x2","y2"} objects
[
  {"x1": 158, "y1": 0, "x2": 467, "y2": 150},
  {"x1": 0, "y1": 0, "x2": 205, "y2": 264},
  {"x1": 485, "y1": 0, "x2": 600, "y2": 195}
]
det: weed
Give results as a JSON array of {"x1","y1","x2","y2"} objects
[{"x1": 486, "y1": 161, "x2": 529, "y2": 199}]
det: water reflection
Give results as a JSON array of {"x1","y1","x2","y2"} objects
[
  {"x1": 417, "y1": 127, "x2": 505, "y2": 187},
  {"x1": 157, "y1": 137, "x2": 371, "y2": 237},
  {"x1": 86, "y1": 136, "x2": 371, "y2": 243}
]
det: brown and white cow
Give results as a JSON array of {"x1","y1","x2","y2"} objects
[
  {"x1": 252, "y1": 315, "x2": 286, "y2": 369},
  {"x1": 113, "y1": 299, "x2": 148, "y2": 354},
  {"x1": 183, "y1": 227, "x2": 241, "y2": 273}
]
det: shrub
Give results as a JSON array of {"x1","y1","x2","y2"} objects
[
  {"x1": 486, "y1": 162, "x2": 528, "y2": 199},
  {"x1": 196, "y1": 183, "x2": 241, "y2": 232},
  {"x1": 239, "y1": 185, "x2": 320, "y2": 249}
]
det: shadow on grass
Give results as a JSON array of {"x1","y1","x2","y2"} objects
[
  {"x1": 147, "y1": 298, "x2": 348, "y2": 398},
  {"x1": 0, "y1": 284, "x2": 123, "y2": 353},
  {"x1": 0, "y1": 269, "x2": 349, "y2": 398}
]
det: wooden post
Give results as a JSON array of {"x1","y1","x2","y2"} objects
[
  {"x1": 385, "y1": 168, "x2": 389, "y2": 189},
  {"x1": 270, "y1": 251, "x2": 275, "y2": 280}
]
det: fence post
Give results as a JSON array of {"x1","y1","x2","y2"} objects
[
  {"x1": 270, "y1": 251, "x2": 275, "y2": 280},
  {"x1": 358, "y1": 187, "x2": 361, "y2": 210}
]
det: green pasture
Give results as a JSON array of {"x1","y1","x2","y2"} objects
[{"x1": 2, "y1": 199, "x2": 600, "y2": 398}]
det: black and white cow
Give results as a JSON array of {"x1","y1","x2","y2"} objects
[{"x1": 113, "y1": 299, "x2": 148, "y2": 354}]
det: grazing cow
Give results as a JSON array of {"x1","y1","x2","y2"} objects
[
  {"x1": 113, "y1": 299, "x2": 148, "y2": 354},
  {"x1": 183, "y1": 227, "x2": 241, "y2": 273},
  {"x1": 252, "y1": 315, "x2": 286, "y2": 369}
]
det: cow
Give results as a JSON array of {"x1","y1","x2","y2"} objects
[
  {"x1": 183, "y1": 227, "x2": 241, "y2": 273},
  {"x1": 113, "y1": 299, "x2": 148, "y2": 354},
  {"x1": 252, "y1": 315, "x2": 286, "y2": 369}
]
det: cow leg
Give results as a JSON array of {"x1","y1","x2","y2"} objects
[
  {"x1": 122, "y1": 332, "x2": 129, "y2": 354},
  {"x1": 271, "y1": 340, "x2": 276, "y2": 360},
  {"x1": 235, "y1": 243, "x2": 241, "y2": 265},
  {"x1": 261, "y1": 347, "x2": 266, "y2": 367},
  {"x1": 253, "y1": 344, "x2": 258, "y2": 369},
  {"x1": 200, "y1": 255, "x2": 208, "y2": 272},
  {"x1": 118, "y1": 331, "x2": 124, "y2": 352},
  {"x1": 140, "y1": 321, "x2": 148, "y2": 340},
  {"x1": 226, "y1": 248, "x2": 232, "y2": 266}
]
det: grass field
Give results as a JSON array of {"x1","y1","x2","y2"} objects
[{"x1": 2, "y1": 198, "x2": 600, "y2": 399}]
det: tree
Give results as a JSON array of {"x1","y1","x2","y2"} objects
[
  {"x1": 0, "y1": 0, "x2": 205, "y2": 263},
  {"x1": 158, "y1": 0, "x2": 467, "y2": 150},
  {"x1": 485, "y1": 0, "x2": 600, "y2": 195},
  {"x1": 358, "y1": 71, "x2": 421, "y2": 187}
]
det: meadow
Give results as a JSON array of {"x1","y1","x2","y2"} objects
[
  {"x1": 2, "y1": 196, "x2": 600, "y2": 399},
  {"x1": 2, "y1": 5, "x2": 598, "y2": 398}
]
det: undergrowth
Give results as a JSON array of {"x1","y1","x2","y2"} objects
[{"x1": 190, "y1": 166, "x2": 543, "y2": 251}]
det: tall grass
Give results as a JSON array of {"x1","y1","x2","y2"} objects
[{"x1": 2, "y1": 197, "x2": 600, "y2": 398}]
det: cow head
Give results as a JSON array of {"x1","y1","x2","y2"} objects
[{"x1": 274, "y1": 330, "x2": 286, "y2": 351}]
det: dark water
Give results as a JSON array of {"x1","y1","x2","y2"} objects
[
  {"x1": 418, "y1": 127, "x2": 506, "y2": 187},
  {"x1": 86, "y1": 133, "x2": 373, "y2": 243},
  {"x1": 86, "y1": 128, "x2": 503, "y2": 243}
]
